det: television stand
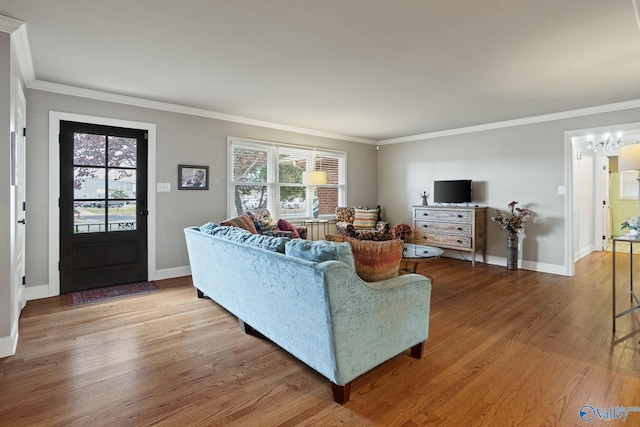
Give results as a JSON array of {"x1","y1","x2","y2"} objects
[{"x1": 412, "y1": 205, "x2": 487, "y2": 266}]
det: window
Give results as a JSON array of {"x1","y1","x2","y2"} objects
[
  {"x1": 620, "y1": 171, "x2": 638, "y2": 200},
  {"x1": 228, "y1": 137, "x2": 346, "y2": 218}
]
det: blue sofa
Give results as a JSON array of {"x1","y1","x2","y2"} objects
[{"x1": 184, "y1": 225, "x2": 432, "y2": 404}]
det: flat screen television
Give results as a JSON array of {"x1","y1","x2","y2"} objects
[{"x1": 433, "y1": 180, "x2": 472, "y2": 204}]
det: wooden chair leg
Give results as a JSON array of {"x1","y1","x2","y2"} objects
[
  {"x1": 196, "y1": 288, "x2": 205, "y2": 298},
  {"x1": 331, "y1": 381, "x2": 351, "y2": 404},
  {"x1": 411, "y1": 341, "x2": 425, "y2": 359}
]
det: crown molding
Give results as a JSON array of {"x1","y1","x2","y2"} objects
[
  {"x1": 0, "y1": 15, "x2": 23, "y2": 33},
  {"x1": 27, "y1": 79, "x2": 377, "y2": 145},
  {"x1": 377, "y1": 99, "x2": 640, "y2": 145},
  {"x1": 11, "y1": 24, "x2": 35, "y2": 83}
]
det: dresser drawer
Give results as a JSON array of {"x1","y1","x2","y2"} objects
[
  {"x1": 414, "y1": 208, "x2": 472, "y2": 223},
  {"x1": 415, "y1": 231, "x2": 472, "y2": 249},
  {"x1": 415, "y1": 220, "x2": 472, "y2": 236}
]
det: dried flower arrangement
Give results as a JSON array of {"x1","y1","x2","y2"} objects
[
  {"x1": 392, "y1": 223, "x2": 413, "y2": 240},
  {"x1": 491, "y1": 201, "x2": 531, "y2": 234}
]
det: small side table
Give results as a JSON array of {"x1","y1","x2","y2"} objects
[
  {"x1": 612, "y1": 234, "x2": 640, "y2": 332},
  {"x1": 401, "y1": 243, "x2": 444, "y2": 274}
]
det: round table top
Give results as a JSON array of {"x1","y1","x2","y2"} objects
[{"x1": 402, "y1": 243, "x2": 444, "y2": 259}]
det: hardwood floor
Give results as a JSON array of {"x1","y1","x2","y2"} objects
[{"x1": 2, "y1": 252, "x2": 640, "y2": 426}]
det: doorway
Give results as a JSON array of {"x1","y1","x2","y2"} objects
[{"x1": 59, "y1": 121, "x2": 148, "y2": 293}]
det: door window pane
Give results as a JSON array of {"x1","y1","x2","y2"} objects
[
  {"x1": 74, "y1": 167, "x2": 105, "y2": 200},
  {"x1": 74, "y1": 133, "x2": 106, "y2": 166},
  {"x1": 108, "y1": 136, "x2": 137, "y2": 167},
  {"x1": 108, "y1": 169, "x2": 136, "y2": 199}
]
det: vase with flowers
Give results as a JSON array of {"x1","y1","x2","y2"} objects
[
  {"x1": 392, "y1": 223, "x2": 413, "y2": 242},
  {"x1": 621, "y1": 217, "x2": 639, "y2": 236},
  {"x1": 491, "y1": 201, "x2": 531, "y2": 270}
]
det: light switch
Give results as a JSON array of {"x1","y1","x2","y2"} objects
[{"x1": 157, "y1": 182, "x2": 171, "y2": 192}]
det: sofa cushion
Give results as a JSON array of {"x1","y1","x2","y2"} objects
[
  {"x1": 326, "y1": 235, "x2": 403, "y2": 282},
  {"x1": 285, "y1": 239, "x2": 355, "y2": 270},
  {"x1": 202, "y1": 223, "x2": 289, "y2": 253},
  {"x1": 244, "y1": 234, "x2": 290, "y2": 253},
  {"x1": 220, "y1": 214, "x2": 258, "y2": 234},
  {"x1": 353, "y1": 209, "x2": 378, "y2": 229}
]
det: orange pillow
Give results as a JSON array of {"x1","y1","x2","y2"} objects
[{"x1": 326, "y1": 235, "x2": 403, "y2": 282}]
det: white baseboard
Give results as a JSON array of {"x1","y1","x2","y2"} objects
[
  {"x1": 154, "y1": 266, "x2": 191, "y2": 281},
  {"x1": 441, "y1": 251, "x2": 568, "y2": 276},
  {"x1": 0, "y1": 320, "x2": 19, "y2": 358},
  {"x1": 25, "y1": 266, "x2": 192, "y2": 302},
  {"x1": 26, "y1": 284, "x2": 52, "y2": 301}
]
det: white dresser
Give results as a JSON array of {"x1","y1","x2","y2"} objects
[{"x1": 412, "y1": 205, "x2": 487, "y2": 266}]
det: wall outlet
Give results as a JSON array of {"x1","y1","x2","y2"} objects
[
  {"x1": 157, "y1": 182, "x2": 171, "y2": 192},
  {"x1": 557, "y1": 186, "x2": 566, "y2": 195}
]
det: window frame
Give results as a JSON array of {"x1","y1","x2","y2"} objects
[
  {"x1": 620, "y1": 170, "x2": 639, "y2": 200},
  {"x1": 227, "y1": 137, "x2": 346, "y2": 219}
]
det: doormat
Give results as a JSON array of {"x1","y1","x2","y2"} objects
[{"x1": 66, "y1": 281, "x2": 160, "y2": 306}]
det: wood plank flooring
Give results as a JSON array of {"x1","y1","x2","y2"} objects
[{"x1": 1, "y1": 252, "x2": 640, "y2": 426}]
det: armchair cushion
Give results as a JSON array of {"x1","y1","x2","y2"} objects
[{"x1": 353, "y1": 209, "x2": 378, "y2": 229}]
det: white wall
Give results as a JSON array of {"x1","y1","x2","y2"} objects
[
  {"x1": 23, "y1": 89, "x2": 378, "y2": 293},
  {"x1": 377, "y1": 109, "x2": 640, "y2": 274}
]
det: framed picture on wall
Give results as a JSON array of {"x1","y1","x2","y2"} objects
[{"x1": 178, "y1": 165, "x2": 209, "y2": 190}]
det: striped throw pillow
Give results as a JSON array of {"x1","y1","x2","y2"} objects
[{"x1": 353, "y1": 209, "x2": 377, "y2": 229}]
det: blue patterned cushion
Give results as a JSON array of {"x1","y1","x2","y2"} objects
[
  {"x1": 243, "y1": 234, "x2": 290, "y2": 253},
  {"x1": 285, "y1": 239, "x2": 355, "y2": 270},
  {"x1": 200, "y1": 222, "x2": 218, "y2": 234}
]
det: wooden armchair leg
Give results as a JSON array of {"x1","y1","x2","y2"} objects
[
  {"x1": 331, "y1": 381, "x2": 351, "y2": 405},
  {"x1": 411, "y1": 341, "x2": 425, "y2": 359},
  {"x1": 196, "y1": 288, "x2": 205, "y2": 298}
]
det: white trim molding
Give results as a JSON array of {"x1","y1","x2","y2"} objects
[{"x1": 378, "y1": 99, "x2": 640, "y2": 145}]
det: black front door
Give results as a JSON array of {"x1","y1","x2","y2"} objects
[{"x1": 59, "y1": 121, "x2": 148, "y2": 293}]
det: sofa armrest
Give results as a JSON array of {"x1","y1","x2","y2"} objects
[{"x1": 320, "y1": 261, "x2": 431, "y2": 385}]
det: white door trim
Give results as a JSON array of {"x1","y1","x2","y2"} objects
[{"x1": 48, "y1": 112, "x2": 156, "y2": 297}]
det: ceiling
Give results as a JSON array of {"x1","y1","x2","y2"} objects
[{"x1": 2, "y1": 0, "x2": 640, "y2": 143}]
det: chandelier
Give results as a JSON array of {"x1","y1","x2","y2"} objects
[{"x1": 585, "y1": 133, "x2": 622, "y2": 151}]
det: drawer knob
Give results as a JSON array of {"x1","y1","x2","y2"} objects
[
  {"x1": 423, "y1": 213, "x2": 429, "y2": 216},
  {"x1": 456, "y1": 226, "x2": 463, "y2": 231},
  {"x1": 457, "y1": 214, "x2": 463, "y2": 218}
]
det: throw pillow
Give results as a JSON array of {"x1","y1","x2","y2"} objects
[
  {"x1": 335, "y1": 207, "x2": 355, "y2": 223},
  {"x1": 220, "y1": 214, "x2": 258, "y2": 234},
  {"x1": 248, "y1": 209, "x2": 279, "y2": 233},
  {"x1": 284, "y1": 239, "x2": 355, "y2": 270},
  {"x1": 277, "y1": 218, "x2": 300, "y2": 238},
  {"x1": 353, "y1": 209, "x2": 378, "y2": 229},
  {"x1": 326, "y1": 235, "x2": 403, "y2": 282}
]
